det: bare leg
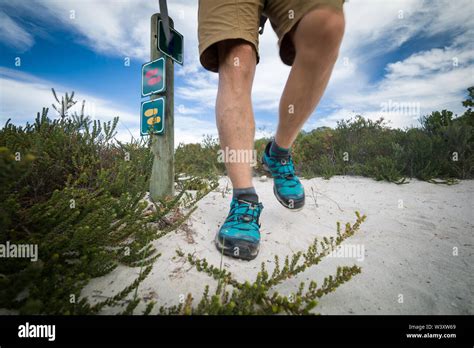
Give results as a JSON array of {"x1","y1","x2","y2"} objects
[
  {"x1": 275, "y1": 7, "x2": 345, "y2": 148},
  {"x1": 216, "y1": 40, "x2": 257, "y2": 189}
]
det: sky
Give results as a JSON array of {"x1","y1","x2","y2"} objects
[{"x1": 0, "y1": 0, "x2": 473, "y2": 145}]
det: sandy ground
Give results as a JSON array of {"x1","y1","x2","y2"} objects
[{"x1": 81, "y1": 176, "x2": 474, "y2": 315}]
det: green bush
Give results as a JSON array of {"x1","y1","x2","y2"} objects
[
  {"x1": 177, "y1": 87, "x2": 473, "y2": 182},
  {"x1": 0, "y1": 90, "x2": 213, "y2": 314},
  {"x1": 172, "y1": 86, "x2": 472, "y2": 183},
  {"x1": 175, "y1": 135, "x2": 225, "y2": 181},
  {"x1": 275, "y1": 87, "x2": 472, "y2": 182}
]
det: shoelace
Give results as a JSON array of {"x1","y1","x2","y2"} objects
[
  {"x1": 270, "y1": 155, "x2": 297, "y2": 179},
  {"x1": 225, "y1": 199, "x2": 263, "y2": 226}
]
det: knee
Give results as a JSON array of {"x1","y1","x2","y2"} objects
[
  {"x1": 294, "y1": 8, "x2": 345, "y2": 62},
  {"x1": 217, "y1": 40, "x2": 256, "y2": 95}
]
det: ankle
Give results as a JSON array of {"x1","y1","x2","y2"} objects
[
  {"x1": 270, "y1": 139, "x2": 290, "y2": 157},
  {"x1": 232, "y1": 187, "x2": 258, "y2": 202}
]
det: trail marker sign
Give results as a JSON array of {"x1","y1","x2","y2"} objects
[
  {"x1": 142, "y1": 57, "x2": 166, "y2": 97},
  {"x1": 141, "y1": 97, "x2": 165, "y2": 135},
  {"x1": 158, "y1": 19, "x2": 184, "y2": 65}
]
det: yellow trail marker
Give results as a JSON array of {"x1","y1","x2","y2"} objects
[
  {"x1": 147, "y1": 116, "x2": 161, "y2": 125},
  {"x1": 144, "y1": 108, "x2": 158, "y2": 117}
]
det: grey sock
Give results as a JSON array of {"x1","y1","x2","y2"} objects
[
  {"x1": 233, "y1": 187, "x2": 258, "y2": 202},
  {"x1": 270, "y1": 139, "x2": 290, "y2": 157}
]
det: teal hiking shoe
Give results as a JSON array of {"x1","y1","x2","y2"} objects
[
  {"x1": 215, "y1": 195, "x2": 263, "y2": 260},
  {"x1": 261, "y1": 141, "x2": 305, "y2": 210}
]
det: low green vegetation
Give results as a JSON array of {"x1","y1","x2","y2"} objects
[
  {"x1": 1, "y1": 87, "x2": 471, "y2": 315},
  {"x1": 0, "y1": 90, "x2": 215, "y2": 314},
  {"x1": 176, "y1": 87, "x2": 473, "y2": 184},
  {"x1": 166, "y1": 212, "x2": 365, "y2": 315},
  {"x1": 260, "y1": 87, "x2": 472, "y2": 183}
]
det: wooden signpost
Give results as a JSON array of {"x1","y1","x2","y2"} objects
[{"x1": 145, "y1": 13, "x2": 183, "y2": 201}]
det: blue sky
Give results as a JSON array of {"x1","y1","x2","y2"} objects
[{"x1": 0, "y1": 0, "x2": 473, "y2": 144}]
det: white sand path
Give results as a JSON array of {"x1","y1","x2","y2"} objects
[{"x1": 82, "y1": 176, "x2": 474, "y2": 315}]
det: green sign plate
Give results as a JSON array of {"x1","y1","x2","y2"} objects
[
  {"x1": 141, "y1": 97, "x2": 165, "y2": 136},
  {"x1": 142, "y1": 57, "x2": 166, "y2": 97},
  {"x1": 158, "y1": 19, "x2": 184, "y2": 65}
]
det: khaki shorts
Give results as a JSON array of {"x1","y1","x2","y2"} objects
[{"x1": 198, "y1": 0, "x2": 344, "y2": 72}]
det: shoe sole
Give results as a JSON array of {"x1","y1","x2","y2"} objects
[
  {"x1": 272, "y1": 184, "x2": 305, "y2": 211},
  {"x1": 262, "y1": 161, "x2": 305, "y2": 211},
  {"x1": 215, "y1": 234, "x2": 259, "y2": 261}
]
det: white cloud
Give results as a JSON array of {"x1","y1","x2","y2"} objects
[
  {"x1": 26, "y1": 0, "x2": 201, "y2": 63},
  {"x1": 0, "y1": 67, "x2": 217, "y2": 145},
  {"x1": 340, "y1": 0, "x2": 423, "y2": 56},
  {"x1": 0, "y1": 68, "x2": 137, "y2": 143},
  {"x1": 0, "y1": 11, "x2": 34, "y2": 51},
  {"x1": 385, "y1": 47, "x2": 473, "y2": 79},
  {"x1": 35, "y1": 0, "x2": 151, "y2": 60},
  {"x1": 314, "y1": 0, "x2": 474, "y2": 128},
  {"x1": 174, "y1": 114, "x2": 217, "y2": 145},
  {"x1": 1, "y1": 0, "x2": 473, "y2": 142},
  {"x1": 19, "y1": 0, "x2": 220, "y2": 144},
  {"x1": 173, "y1": 0, "x2": 474, "y2": 131}
]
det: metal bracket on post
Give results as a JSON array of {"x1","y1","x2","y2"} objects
[
  {"x1": 149, "y1": 13, "x2": 174, "y2": 201},
  {"x1": 159, "y1": 0, "x2": 172, "y2": 45}
]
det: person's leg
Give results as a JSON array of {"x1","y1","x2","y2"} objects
[
  {"x1": 275, "y1": 7, "x2": 345, "y2": 148},
  {"x1": 216, "y1": 39, "x2": 257, "y2": 191},
  {"x1": 261, "y1": 5, "x2": 344, "y2": 210},
  {"x1": 198, "y1": 0, "x2": 264, "y2": 260},
  {"x1": 214, "y1": 40, "x2": 264, "y2": 260}
]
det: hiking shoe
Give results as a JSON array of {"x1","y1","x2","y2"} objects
[
  {"x1": 215, "y1": 195, "x2": 263, "y2": 260},
  {"x1": 261, "y1": 141, "x2": 305, "y2": 210}
]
